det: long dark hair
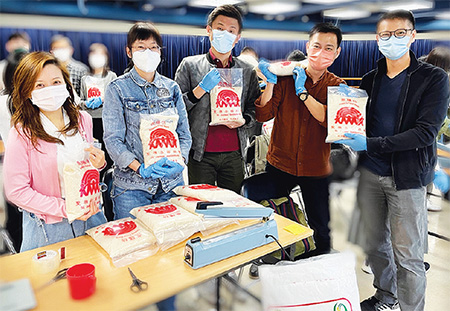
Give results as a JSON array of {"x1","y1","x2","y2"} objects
[{"x1": 11, "y1": 51, "x2": 80, "y2": 149}]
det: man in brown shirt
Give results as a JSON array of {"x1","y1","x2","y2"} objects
[{"x1": 256, "y1": 23, "x2": 345, "y2": 256}]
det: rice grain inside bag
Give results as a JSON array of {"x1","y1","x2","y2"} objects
[
  {"x1": 326, "y1": 85, "x2": 368, "y2": 143},
  {"x1": 268, "y1": 61, "x2": 305, "y2": 76},
  {"x1": 140, "y1": 112, "x2": 184, "y2": 167},
  {"x1": 63, "y1": 159, "x2": 101, "y2": 222},
  {"x1": 210, "y1": 68, "x2": 245, "y2": 126},
  {"x1": 86, "y1": 217, "x2": 158, "y2": 266},
  {"x1": 130, "y1": 202, "x2": 205, "y2": 250}
]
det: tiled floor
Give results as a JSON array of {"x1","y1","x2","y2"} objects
[
  {"x1": 1, "y1": 167, "x2": 449, "y2": 310},
  {"x1": 169, "y1": 176, "x2": 450, "y2": 311}
]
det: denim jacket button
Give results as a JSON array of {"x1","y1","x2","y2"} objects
[{"x1": 136, "y1": 104, "x2": 140, "y2": 109}]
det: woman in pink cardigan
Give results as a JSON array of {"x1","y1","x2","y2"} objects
[{"x1": 3, "y1": 51, "x2": 106, "y2": 252}]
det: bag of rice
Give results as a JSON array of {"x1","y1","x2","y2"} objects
[
  {"x1": 84, "y1": 75, "x2": 105, "y2": 101},
  {"x1": 86, "y1": 217, "x2": 159, "y2": 267},
  {"x1": 140, "y1": 111, "x2": 184, "y2": 167},
  {"x1": 173, "y1": 184, "x2": 264, "y2": 208},
  {"x1": 63, "y1": 159, "x2": 101, "y2": 222},
  {"x1": 268, "y1": 61, "x2": 306, "y2": 76},
  {"x1": 130, "y1": 202, "x2": 205, "y2": 250},
  {"x1": 168, "y1": 196, "x2": 239, "y2": 236},
  {"x1": 210, "y1": 68, "x2": 245, "y2": 127},
  {"x1": 326, "y1": 84, "x2": 368, "y2": 143}
]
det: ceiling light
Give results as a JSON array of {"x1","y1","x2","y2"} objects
[
  {"x1": 381, "y1": 0, "x2": 434, "y2": 11},
  {"x1": 188, "y1": 0, "x2": 242, "y2": 8},
  {"x1": 323, "y1": 7, "x2": 371, "y2": 20},
  {"x1": 303, "y1": 0, "x2": 353, "y2": 4},
  {"x1": 436, "y1": 11, "x2": 450, "y2": 20},
  {"x1": 249, "y1": 2, "x2": 301, "y2": 15}
]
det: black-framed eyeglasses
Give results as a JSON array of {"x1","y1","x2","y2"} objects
[{"x1": 378, "y1": 28, "x2": 414, "y2": 41}]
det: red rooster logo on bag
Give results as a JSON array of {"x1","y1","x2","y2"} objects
[
  {"x1": 102, "y1": 221, "x2": 137, "y2": 236},
  {"x1": 216, "y1": 89, "x2": 240, "y2": 108},
  {"x1": 148, "y1": 128, "x2": 177, "y2": 149},
  {"x1": 335, "y1": 107, "x2": 364, "y2": 126},
  {"x1": 144, "y1": 204, "x2": 177, "y2": 214},
  {"x1": 79, "y1": 169, "x2": 100, "y2": 197},
  {"x1": 88, "y1": 87, "x2": 101, "y2": 98}
]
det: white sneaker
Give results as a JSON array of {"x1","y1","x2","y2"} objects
[{"x1": 427, "y1": 198, "x2": 442, "y2": 212}]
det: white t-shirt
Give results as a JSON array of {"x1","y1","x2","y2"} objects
[{"x1": 40, "y1": 109, "x2": 87, "y2": 197}]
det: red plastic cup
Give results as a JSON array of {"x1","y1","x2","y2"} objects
[{"x1": 66, "y1": 263, "x2": 96, "y2": 299}]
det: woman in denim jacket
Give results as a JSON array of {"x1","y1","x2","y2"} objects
[{"x1": 103, "y1": 22, "x2": 191, "y2": 221}]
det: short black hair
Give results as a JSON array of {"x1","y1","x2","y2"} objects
[
  {"x1": 376, "y1": 10, "x2": 415, "y2": 31},
  {"x1": 309, "y1": 23, "x2": 342, "y2": 48},
  {"x1": 286, "y1": 49, "x2": 306, "y2": 61},
  {"x1": 425, "y1": 46, "x2": 450, "y2": 72},
  {"x1": 207, "y1": 5, "x2": 243, "y2": 34},
  {"x1": 8, "y1": 32, "x2": 30, "y2": 43},
  {"x1": 127, "y1": 22, "x2": 163, "y2": 50},
  {"x1": 240, "y1": 46, "x2": 258, "y2": 58}
]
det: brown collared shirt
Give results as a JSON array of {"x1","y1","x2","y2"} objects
[{"x1": 255, "y1": 71, "x2": 344, "y2": 177}]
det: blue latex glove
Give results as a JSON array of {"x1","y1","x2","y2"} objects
[
  {"x1": 434, "y1": 170, "x2": 450, "y2": 193},
  {"x1": 86, "y1": 97, "x2": 102, "y2": 109},
  {"x1": 292, "y1": 66, "x2": 307, "y2": 95},
  {"x1": 338, "y1": 83, "x2": 352, "y2": 96},
  {"x1": 138, "y1": 158, "x2": 166, "y2": 179},
  {"x1": 198, "y1": 68, "x2": 221, "y2": 92},
  {"x1": 334, "y1": 133, "x2": 367, "y2": 151},
  {"x1": 157, "y1": 158, "x2": 184, "y2": 178},
  {"x1": 258, "y1": 60, "x2": 277, "y2": 84}
]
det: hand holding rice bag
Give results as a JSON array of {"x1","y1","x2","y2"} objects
[
  {"x1": 140, "y1": 111, "x2": 184, "y2": 167},
  {"x1": 325, "y1": 84, "x2": 368, "y2": 143},
  {"x1": 63, "y1": 159, "x2": 101, "y2": 222},
  {"x1": 210, "y1": 68, "x2": 245, "y2": 127}
]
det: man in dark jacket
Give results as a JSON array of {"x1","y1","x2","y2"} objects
[
  {"x1": 174, "y1": 5, "x2": 260, "y2": 193},
  {"x1": 336, "y1": 10, "x2": 449, "y2": 311}
]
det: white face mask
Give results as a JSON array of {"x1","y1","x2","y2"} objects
[
  {"x1": 31, "y1": 84, "x2": 70, "y2": 112},
  {"x1": 132, "y1": 49, "x2": 161, "y2": 73},
  {"x1": 52, "y1": 48, "x2": 72, "y2": 62},
  {"x1": 89, "y1": 54, "x2": 107, "y2": 69}
]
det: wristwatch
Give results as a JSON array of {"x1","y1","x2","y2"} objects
[{"x1": 299, "y1": 91, "x2": 309, "y2": 101}]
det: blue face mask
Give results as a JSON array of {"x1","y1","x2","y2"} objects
[
  {"x1": 211, "y1": 29, "x2": 237, "y2": 54},
  {"x1": 378, "y1": 35, "x2": 410, "y2": 60}
]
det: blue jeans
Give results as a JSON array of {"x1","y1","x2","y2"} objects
[
  {"x1": 21, "y1": 209, "x2": 107, "y2": 252},
  {"x1": 111, "y1": 183, "x2": 179, "y2": 310},
  {"x1": 357, "y1": 167, "x2": 427, "y2": 311},
  {"x1": 21, "y1": 211, "x2": 86, "y2": 252},
  {"x1": 111, "y1": 183, "x2": 181, "y2": 220}
]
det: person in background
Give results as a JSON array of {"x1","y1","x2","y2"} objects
[
  {"x1": 336, "y1": 10, "x2": 449, "y2": 311},
  {"x1": 3, "y1": 51, "x2": 106, "y2": 252},
  {"x1": 175, "y1": 5, "x2": 260, "y2": 193},
  {"x1": 256, "y1": 22, "x2": 344, "y2": 259},
  {"x1": 0, "y1": 32, "x2": 31, "y2": 91},
  {"x1": 0, "y1": 48, "x2": 28, "y2": 252},
  {"x1": 80, "y1": 43, "x2": 117, "y2": 175},
  {"x1": 103, "y1": 21, "x2": 191, "y2": 311},
  {"x1": 49, "y1": 34, "x2": 89, "y2": 97},
  {"x1": 286, "y1": 49, "x2": 307, "y2": 62},
  {"x1": 422, "y1": 46, "x2": 450, "y2": 211}
]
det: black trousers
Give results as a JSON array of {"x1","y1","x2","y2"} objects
[{"x1": 266, "y1": 164, "x2": 331, "y2": 253}]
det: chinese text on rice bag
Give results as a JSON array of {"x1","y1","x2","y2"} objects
[
  {"x1": 140, "y1": 112, "x2": 184, "y2": 166},
  {"x1": 326, "y1": 85, "x2": 368, "y2": 143},
  {"x1": 63, "y1": 159, "x2": 101, "y2": 222}
]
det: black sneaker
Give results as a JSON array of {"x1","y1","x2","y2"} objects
[
  {"x1": 360, "y1": 296, "x2": 400, "y2": 311},
  {"x1": 249, "y1": 263, "x2": 259, "y2": 279}
]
